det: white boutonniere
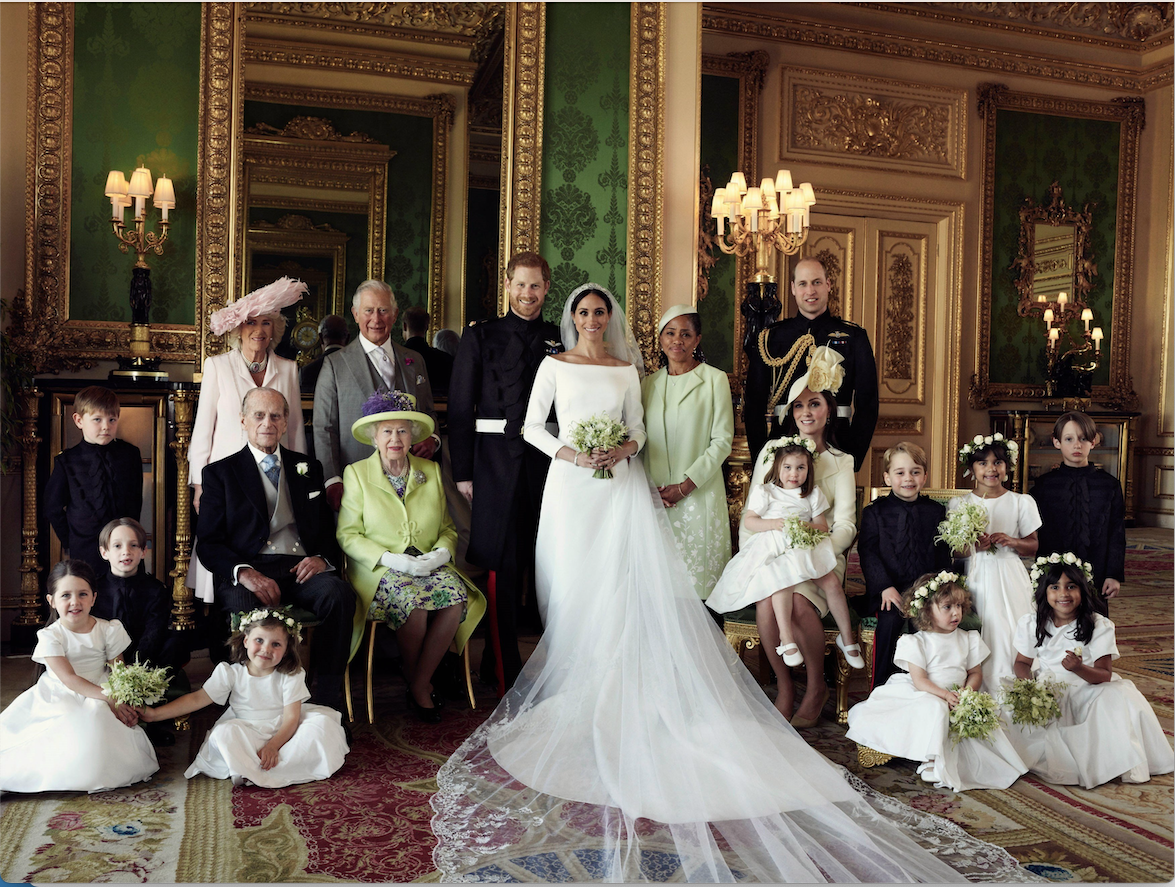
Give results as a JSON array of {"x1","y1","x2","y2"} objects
[
  {"x1": 296, "y1": 462, "x2": 309, "y2": 476},
  {"x1": 413, "y1": 469, "x2": 427, "y2": 486}
]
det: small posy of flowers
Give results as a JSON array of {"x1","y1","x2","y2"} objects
[
  {"x1": 958, "y1": 432, "x2": 1019, "y2": 475},
  {"x1": 296, "y1": 462, "x2": 309, "y2": 476},
  {"x1": 948, "y1": 686, "x2": 1003, "y2": 746},
  {"x1": 908, "y1": 570, "x2": 964, "y2": 617},
  {"x1": 235, "y1": 605, "x2": 303, "y2": 643},
  {"x1": 1000, "y1": 676, "x2": 1065, "y2": 727},
  {"x1": 1029, "y1": 552, "x2": 1095, "y2": 587},
  {"x1": 567, "y1": 413, "x2": 629, "y2": 479},
  {"x1": 936, "y1": 501, "x2": 989, "y2": 552},
  {"x1": 779, "y1": 516, "x2": 830, "y2": 550},
  {"x1": 404, "y1": 357, "x2": 414, "y2": 366},
  {"x1": 101, "y1": 657, "x2": 171, "y2": 707},
  {"x1": 761, "y1": 434, "x2": 818, "y2": 465}
]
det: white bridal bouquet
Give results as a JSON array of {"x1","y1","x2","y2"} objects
[
  {"x1": 567, "y1": 413, "x2": 629, "y2": 479},
  {"x1": 948, "y1": 687, "x2": 1003, "y2": 746},
  {"x1": 780, "y1": 517, "x2": 830, "y2": 550},
  {"x1": 936, "y1": 501, "x2": 988, "y2": 553},
  {"x1": 1001, "y1": 676, "x2": 1065, "y2": 727},
  {"x1": 101, "y1": 657, "x2": 172, "y2": 708}
]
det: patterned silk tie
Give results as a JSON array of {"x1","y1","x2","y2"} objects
[
  {"x1": 261, "y1": 453, "x2": 281, "y2": 488},
  {"x1": 374, "y1": 347, "x2": 396, "y2": 389}
]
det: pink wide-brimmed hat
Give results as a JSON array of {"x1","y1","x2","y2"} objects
[{"x1": 209, "y1": 277, "x2": 307, "y2": 337}]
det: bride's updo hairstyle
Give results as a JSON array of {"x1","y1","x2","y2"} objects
[{"x1": 569, "y1": 288, "x2": 613, "y2": 315}]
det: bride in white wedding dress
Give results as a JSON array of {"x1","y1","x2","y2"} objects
[{"x1": 431, "y1": 285, "x2": 1031, "y2": 883}]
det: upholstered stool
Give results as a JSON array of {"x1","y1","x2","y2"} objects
[
  {"x1": 722, "y1": 606, "x2": 869, "y2": 723},
  {"x1": 344, "y1": 620, "x2": 476, "y2": 724}
]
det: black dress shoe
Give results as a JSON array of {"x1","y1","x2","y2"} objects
[{"x1": 406, "y1": 690, "x2": 442, "y2": 724}]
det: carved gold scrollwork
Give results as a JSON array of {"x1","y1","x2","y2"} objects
[
  {"x1": 244, "y1": 2, "x2": 500, "y2": 40},
  {"x1": 169, "y1": 390, "x2": 198, "y2": 632},
  {"x1": 498, "y1": 2, "x2": 545, "y2": 280},
  {"x1": 883, "y1": 252, "x2": 916, "y2": 381},
  {"x1": 17, "y1": 391, "x2": 44, "y2": 627},
  {"x1": 627, "y1": 2, "x2": 666, "y2": 371},
  {"x1": 793, "y1": 86, "x2": 950, "y2": 163},
  {"x1": 1012, "y1": 181, "x2": 1097, "y2": 317}
]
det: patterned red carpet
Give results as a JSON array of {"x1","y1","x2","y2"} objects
[{"x1": 1, "y1": 530, "x2": 1170, "y2": 882}]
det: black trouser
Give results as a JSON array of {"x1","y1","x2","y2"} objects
[
  {"x1": 869, "y1": 602, "x2": 912, "y2": 690},
  {"x1": 479, "y1": 474, "x2": 542, "y2": 690},
  {"x1": 217, "y1": 554, "x2": 355, "y2": 709}
]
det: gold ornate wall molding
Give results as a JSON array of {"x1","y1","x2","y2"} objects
[
  {"x1": 20, "y1": 3, "x2": 223, "y2": 371},
  {"x1": 701, "y1": 6, "x2": 1171, "y2": 93},
  {"x1": 780, "y1": 68, "x2": 966, "y2": 179},
  {"x1": 498, "y1": 2, "x2": 545, "y2": 287},
  {"x1": 242, "y1": 2, "x2": 501, "y2": 45},
  {"x1": 627, "y1": 2, "x2": 666, "y2": 369},
  {"x1": 242, "y1": 39, "x2": 478, "y2": 86},
  {"x1": 969, "y1": 84, "x2": 1143, "y2": 410},
  {"x1": 876, "y1": 415, "x2": 924, "y2": 435},
  {"x1": 876, "y1": 231, "x2": 928, "y2": 403},
  {"x1": 863, "y1": 3, "x2": 1173, "y2": 48}
]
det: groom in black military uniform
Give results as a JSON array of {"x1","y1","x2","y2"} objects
[
  {"x1": 449, "y1": 251, "x2": 563, "y2": 691},
  {"x1": 743, "y1": 257, "x2": 879, "y2": 471}
]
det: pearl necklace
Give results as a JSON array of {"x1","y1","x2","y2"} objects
[{"x1": 243, "y1": 352, "x2": 268, "y2": 375}]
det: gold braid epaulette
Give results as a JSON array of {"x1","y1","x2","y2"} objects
[{"x1": 758, "y1": 329, "x2": 816, "y2": 416}]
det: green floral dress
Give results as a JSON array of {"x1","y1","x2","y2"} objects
[{"x1": 368, "y1": 471, "x2": 469, "y2": 629}]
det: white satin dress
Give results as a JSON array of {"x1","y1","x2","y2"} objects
[{"x1": 430, "y1": 357, "x2": 1032, "y2": 883}]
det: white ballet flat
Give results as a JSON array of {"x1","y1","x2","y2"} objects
[
  {"x1": 919, "y1": 764, "x2": 938, "y2": 784},
  {"x1": 776, "y1": 643, "x2": 804, "y2": 667},
  {"x1": 835, "y1": 635, "x2": 867, "y2": 669}
]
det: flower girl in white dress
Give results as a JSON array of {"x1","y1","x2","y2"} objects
[
  {"x1": 1007, "y1": 556, "x2": 1174, "y2": 788},
  {"x1": 141, "y1": 608, "x2": 348, "y2": 788},
  {"x1": 0, "y1": 560, "x2": 158, "y2": 793},
  {"x1": 846, "y1": 572, "x2": 1027, "y2": 791},
  {"x1": 949, "y1": 434, "x2": 1040, "y2": 691},
  {"x1": 708, "y1": 437, "x2": 864, "y2": 669}
]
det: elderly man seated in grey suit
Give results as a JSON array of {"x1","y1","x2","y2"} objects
[{"x1": 313, "y1": 280, "x2": 439, "y2": 511}]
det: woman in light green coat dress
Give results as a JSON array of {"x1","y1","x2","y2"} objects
[{"x1": 640, "y1": 305, "x2": 734, "y2": 599}]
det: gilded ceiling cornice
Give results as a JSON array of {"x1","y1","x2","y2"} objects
[
  {"x1": 242, "y1": 83, "x2": 456, "y2": 119},
  {"x1": 242, "y1": 2, "x2": 502, "y2": 46},
  {"x1": 702, "y1": 7, "x2": 1172, "y2": 92},
  {"x1": 243, "y1": 39, "x2": 477, "y2": 86},
  {"x1": 860, "y1": 2, "x2": 1173, "y2": 49}
]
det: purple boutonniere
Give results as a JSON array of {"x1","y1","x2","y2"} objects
[{"x1": 404, "y1": 357, "x2": 414, "y2": 366}]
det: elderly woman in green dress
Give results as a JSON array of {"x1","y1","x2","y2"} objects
[
  {"x1": 640, "y1": 305, "x2": 734, "y2": 600},
  {"x1": 337, "y1": 391, "x2": 484, "y2": 723}
]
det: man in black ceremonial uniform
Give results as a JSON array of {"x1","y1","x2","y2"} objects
[
  {"x1": 743, "y1": 257, "x2": 879, "y2": 470},
  {"x1": 448, "y1": 251, "x2": 563, "y2": 691}
]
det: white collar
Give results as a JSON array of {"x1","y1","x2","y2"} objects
[
  {"x1": 359, "y1": 335, "x2": 393, "y2": 358},
  {"x1": 247, "y1": 442, "x2": 281, "y2": 466}
]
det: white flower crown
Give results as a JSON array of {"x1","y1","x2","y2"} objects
[
  {"x1": 761, "y1": 434, "x2": 818, "y2": 465},
  {"x1": 236, "y1": 606, "x2": 302, "y2": 643},
  {"x1": 908, "y1": 570, "x2": 965, "y2": 616},
  {"x1": 958, "y1": 432, "x2": 1019, "y2": 476},
  {"x1": 1028, "y1": 552, "x2": 1095, "y2": 587}
]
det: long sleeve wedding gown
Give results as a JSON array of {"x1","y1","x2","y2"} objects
[{"x1": 431, "y1": 356, "x2": 1031, "y2": 883}]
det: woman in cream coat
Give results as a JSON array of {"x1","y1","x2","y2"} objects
[
  {"x1": 640, "y1": 305, "x2": 734, "y2": 600},
  {"x1": 337, "y1": 391, "x2": 484, "y2": 721},
  {"x1": 189, "y1": 278, "x2": 308, "y2": 603}
]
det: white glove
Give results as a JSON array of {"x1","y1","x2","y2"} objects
[
  {"x1": 380, "y1": 551, "x2": 429, "y2": 577},
  {"x1": 416, "y1": 548, "x2": 451, "y2": 574}
]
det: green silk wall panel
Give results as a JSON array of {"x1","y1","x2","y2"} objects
[
  {"x1": 243, "y1": 100, "x2": 435, "y2": 342},
  {"x1": 539, "y1": 2, "x2": 631, "y2": 320},
  {"x1": 699, "y1": 74, "x2": 740, "y2": 375},
  {"x1": 989, "y1": 110, "x2": 1119, "y2": 386},
  {"x1": 69, "y1": 3, "x2": 201, "y2": 325}
]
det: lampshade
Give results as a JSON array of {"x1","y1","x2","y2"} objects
[
  {"x1": 1091, "y1": 327, "x2": 1104, "y2": 341},
  {"x1": 127, "y1": 167, "x2": 154, "y2": 199},
  {"x1": 760, "y1": 178, "x2": 776, "y2": 201},
  {"x1": 153, "y1": 175, "x2": 176, "y2": 208},
  {"x1": 775, "y1": 169, "x2": 793, "y2": 193},
  {"x1": 729, "y1": 172, "x2": 747, "y2": 194},
  {"x1": 1080, "y1": 308, "x2": 1093, "y2": 321},
  {"x1": 104, "y1": 170, "x2": 129, "y2": 198},
  {"x1": 799, "y1": 183, "x2": 816, "y2": 205},
  {"x1": 742, "y1": 187, "x2": 763, "y2": 211}
]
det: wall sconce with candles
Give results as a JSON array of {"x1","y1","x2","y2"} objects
[
  {"x1": 104, "y1": 164, "x2": 176, "y2": 380},
  {"x1": 710, "y1": 169, "x2": 817, "y2": 348},
  {"x1": 1038, "y1": 289, "x2": 1103, "y2": 407}
]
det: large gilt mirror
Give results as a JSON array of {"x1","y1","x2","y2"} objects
[
  {"x1": 1012, "y1": 181, "x2": 1097, "y2": 317},
  {"x1": 970, "y1": 84, "x2": 1143, "y2": 409}
]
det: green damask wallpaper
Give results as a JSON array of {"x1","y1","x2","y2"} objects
[
  {"x1": 539, "y1": 2, "x2": 631, "y2": 319},
  {"x1": 698, "y1": 74, "x2": 740, "y2": 375},
  {"x1": 69, "y1": 3, "x2": 201, "y2": 325},
  {"x1": 243, "y1": 101, "x2": 435, "y2": 347},
  {"x1": 989, "y1": 110, "x2": 1119, "y2": 386}
]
